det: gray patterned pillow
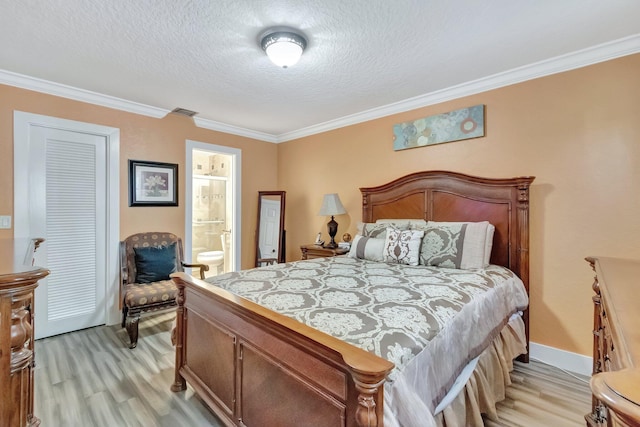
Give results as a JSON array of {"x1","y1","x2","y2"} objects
[
  {"x1": 383, "y1": 228, "x2": 424, "y2": 266},
  {"x1": 357, "y1": 222, "x2": 409, "y2": 239},
  {"x1": 418, "y1": 221, "x2": 491, "y2": 269},
  {"x1": 375, "y1": 219, "x2": 427, "y2": 228}
]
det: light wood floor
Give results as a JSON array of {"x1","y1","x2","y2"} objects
[{"x1": 34, "y1": 312, "x2": 591, "y2": 426}]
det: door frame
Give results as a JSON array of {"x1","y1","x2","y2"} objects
[
  {"x1": 185, "y1": 140, "x2": 241, "y2": 273},
  {"x1": 13, "y1": 111, "x2": 121, "y2": 326}
]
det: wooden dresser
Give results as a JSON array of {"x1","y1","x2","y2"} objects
[
  {"x1": 586, "y1": 257, "x2": 640, "y2": 427},
  {"x1": 0, "y1": 238, "x2": 49, "y2": 427}
]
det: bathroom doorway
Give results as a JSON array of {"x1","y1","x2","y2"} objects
[{"x1": 185, "y1": 140, "x2": 241, "y2": 278}]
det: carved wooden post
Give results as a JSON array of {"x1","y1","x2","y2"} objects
[
  {"x1": 0, "y1": 238, "x2": 48, "y2": 427},
  {"x1": 516, "y1": 180, "x2": 532, "y2": 363},
  {"x1": 353, "y1": 380, "x2": 383, "y2": 427},
  {"x1": 516, "y1": 183, "x2": 530, "y2": 291},
  {"x1": 585, "y1": 257, "x2": 607, "y2": 425},
  {"x1": 350, "y1": 366, "x2": 392, "y2": 427},
  {"x1": 361, "y1": 193, "x2": 371, "y2": 223},
  {"x1": 171, "y1": 276, "x2": 187, "y2": 392}
]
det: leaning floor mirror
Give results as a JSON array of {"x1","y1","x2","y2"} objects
[{"x1": 255, "y1": 191, "x2": 286, "y2": 267}]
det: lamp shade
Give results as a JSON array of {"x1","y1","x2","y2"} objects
[
  {"x1": 260, "y1": 29, "x2": 307, "y2": 68},
  {"x1": 318, "y1": 193, "x2": 347, "y2": 216}
]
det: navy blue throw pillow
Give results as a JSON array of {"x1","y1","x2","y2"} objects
[{"x1": 133, "y1": 242, "x2": 177, "y2": 283}]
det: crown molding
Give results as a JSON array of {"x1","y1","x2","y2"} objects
[
  {"x1": 277, "y1": 34, "x2": 640, "y2": 142},
  {"x1": 193, "y1": 117, "x2": 278, "y2": 143},
  {"x1": 0, "y1": 69, "x2": 169, "y2": 118},
  {"x1": 2, "y1": 34, "x2": 639, "y2": 144}
]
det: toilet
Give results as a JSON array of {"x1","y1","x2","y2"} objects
[
  {"x1": 196, "y1": 233, "x2": 226, "y2": 276},
  {"x1": 197, "y1": 250, "x2": 224, "y2": 276}
]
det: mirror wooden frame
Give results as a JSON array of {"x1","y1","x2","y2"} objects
[{"x1": 255, "y1": 191, "x2": 286, "y2": 267}]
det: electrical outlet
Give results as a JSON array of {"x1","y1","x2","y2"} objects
[{"x1": 0, "y1": 215, "x2": 12, "y2": 229}]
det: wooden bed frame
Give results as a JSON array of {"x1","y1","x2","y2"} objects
[{"x1": 171, "y1": 170, "x2": 535, "y2": 427}]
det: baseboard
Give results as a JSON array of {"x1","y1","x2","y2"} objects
[{"x1": 530, "y1": 342, "x2": 592, "y2": 377}]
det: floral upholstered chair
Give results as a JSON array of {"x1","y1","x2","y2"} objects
[{"x1": 120, "y1": 232, "x2": 208, "y2": 348}]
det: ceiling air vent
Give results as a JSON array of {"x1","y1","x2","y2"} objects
[{"x1": 171, "y1": 107, "x2": 198, "y2": 117}]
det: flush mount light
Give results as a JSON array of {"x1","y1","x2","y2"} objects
[{"x1": 260, "y1": 27, "x2": 307, "y2": 68}]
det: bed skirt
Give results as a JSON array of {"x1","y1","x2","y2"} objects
[
  {"x1": 435, "y1": 316, "x2": 525, "y2": 426},
  {"x1": 435, "y1": 317, "x2": 526, "y2": 427},
  {"x1": 384, "y1": 315, "x2": 526, "y2": 427}
]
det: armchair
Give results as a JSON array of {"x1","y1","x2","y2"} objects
[{"x1": 120, "y1": 232, "x2": 208, "y2": 348}]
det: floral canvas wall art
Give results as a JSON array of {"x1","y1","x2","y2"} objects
[{"x1": 393, "y1": 105, "x2": 485, "y2": 151}]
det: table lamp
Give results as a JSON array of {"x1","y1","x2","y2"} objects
[{"x1": 318, "y1": 193, "x2": 347, "y2": 249}]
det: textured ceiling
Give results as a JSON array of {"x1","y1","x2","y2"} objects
[{"x1": 1, "y1": 1, "x2": 639, "y2": 141}]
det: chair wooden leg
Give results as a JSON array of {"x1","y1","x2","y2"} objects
[
  {"x1": 125, "y1": 311, "x2": 140, "y2": 349},
  {"x1": 121, "y1": 306, "x2": 128, "y2": 328}
]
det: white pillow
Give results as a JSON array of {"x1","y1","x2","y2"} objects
[
  {"x1": 348, "y1": 234, "x2": 385, "y2": 262},
  {"x1": 383, "y1": 228, "x2": 424, "y2": 266},
  {"x1": 483, "y1": 224, "x2": 495, "y2": 266}
]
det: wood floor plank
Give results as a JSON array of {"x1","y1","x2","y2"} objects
[
  {"x1": 34, "y1": 312, "x2": 592, "y2": 426},
  {"x1": 485, "y1": 359, "x2": 591, "y2": 426},
  {"x1": 123, "y1": 397, "x2": 161, "y2": 427}
]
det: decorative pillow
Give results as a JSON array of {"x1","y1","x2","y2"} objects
[
  {"x1": 348, "y1": 234, "x2": 385, "y2": 262},
  {"x1": 134, "y1": 242, "x2": 178, "y2": 283},
  {"x1": 375, "y1": 218, "x2": 427, "y2": 228},
  {"x1": 428, "y1": 221, "x2": 495, "y2": 266},
  {"x1": 417, "y1": 221, "x2": 493, "y2": 269},
  {"x1": 383, "y1": 228, "x2": 424, "y2": 266},
  {"x1": 357, "y1": 222, "x2": 408, "y2": 239},
  {"x1": 483, "y1": 224, "x2": 495, "y2": 266}
]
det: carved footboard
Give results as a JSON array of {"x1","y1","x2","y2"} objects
[{"x1": 170, "y1": 272, "x2": 394, "y2": 427}]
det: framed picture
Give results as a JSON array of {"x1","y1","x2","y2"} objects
[{"x1": 128, "y1": 160, "x2": 178, "y2": 206}]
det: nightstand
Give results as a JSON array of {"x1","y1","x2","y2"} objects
[{"x1": 300, "y1": 244, "x2": 349, "y2": 260}]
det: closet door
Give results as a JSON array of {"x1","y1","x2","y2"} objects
[{"x1": 28, "y1": 125, "x2": 107, "y2": 339}]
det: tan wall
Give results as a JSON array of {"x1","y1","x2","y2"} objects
[
  {"x1": 0, "y1": 84, "x2": 278, "y2": 269},
  {"x1": 2, "y1": 53, "x2": 638, "y2": 356},
  {"x1": 278, "y1": 53, "x2": 640, "y2": 357}
]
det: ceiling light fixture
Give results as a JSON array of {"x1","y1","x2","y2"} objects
[{"x1": 260, "y1": 27, "x2": 307, "y2": 68}]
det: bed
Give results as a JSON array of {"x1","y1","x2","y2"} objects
[{"x1": 170, "y1": 170, "x2": 535, "y2": 427}]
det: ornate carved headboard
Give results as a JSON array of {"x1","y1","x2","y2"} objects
[{"x1": 360, "y1": 170, "x2": 534, "y2": 279}]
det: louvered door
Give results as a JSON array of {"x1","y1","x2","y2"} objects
[{"x1": 29, "y1": 126, "x2": 107, "y2": 339}]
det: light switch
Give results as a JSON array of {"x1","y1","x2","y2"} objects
[{"x1": 0, "y1": 215, "x2": 12, "y2": 229}]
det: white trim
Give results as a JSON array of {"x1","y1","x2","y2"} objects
[
  {"x1": 13, "y1": 111, "x2": 121, "y2": 326},
  {"x1": 193, "y1": 117, "x2": 278, "y2": 143},
  {"x1": 2, "y1": 71, "x2": 167, "y2": 118},
  {"x1": 185, "y1": 140, "x2": 242, "y2": 273},
  {"x1": 530, "y1": 342, "x2": 592, "y2": 377},
  {"x1": 106, "y1": 128, "x2": 121, "y2": 325},
  {"x1": 3, "y1": 34, "x2": 640, "y2": 143}
]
